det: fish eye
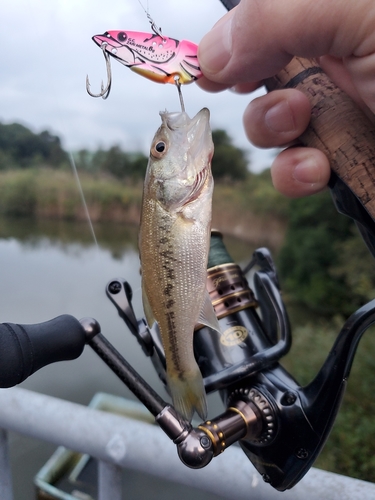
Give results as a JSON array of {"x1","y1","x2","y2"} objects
[
  {"x1": 151, "y1": 140, "x2": 167, "y2": 158},
  {"x1": 117, "y1": 32, "x2": 127, "y2": 42},
  {"x1": 156, "y1": 141, "x2": 166, "y2": 153}
]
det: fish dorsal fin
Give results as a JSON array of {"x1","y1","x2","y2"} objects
[
  {"x1": 142, "y1": 284, "x2": 155, "y2": 328},
  {"x1": 198, "y1": 290, "x2": 221, "y2": 334}
]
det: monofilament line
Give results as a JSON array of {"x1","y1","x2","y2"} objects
[{"x1": 69, "y1": 152, "x2": 99, "y2": 249}]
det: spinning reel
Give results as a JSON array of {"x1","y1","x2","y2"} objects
[{"x1": 92, "y1": 229, "x2": 375, "y2": 491}]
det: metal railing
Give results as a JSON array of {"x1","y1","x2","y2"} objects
[{"x1": 1, "y1": 387, "x2": 375, "y2": 500}]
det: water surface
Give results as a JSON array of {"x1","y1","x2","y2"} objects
[{"x1": 0, "y1": 216, "x2": 257, "y2": 499}]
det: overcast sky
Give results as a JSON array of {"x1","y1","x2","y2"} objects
[{"x1": 0, "y1": 0, "x2": 277, "y2": 172}]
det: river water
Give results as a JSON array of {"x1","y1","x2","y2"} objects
[{"x1": 0, "y1": 215, "x2": 257, "y2": 499}]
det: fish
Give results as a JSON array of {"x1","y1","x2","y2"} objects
[
  {"x1": 139, "y1": 108, "x2": 220, "y2": 422},
  {"x1": 92, "y1": 30, "x2": 202, "y2": 85}
]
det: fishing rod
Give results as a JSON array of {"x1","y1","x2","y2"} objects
[{"x1": 223, "y1": 0, "x2": 375, "y2": 256}]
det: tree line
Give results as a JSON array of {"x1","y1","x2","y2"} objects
[{"x1": 0, "y1": 121, "x2": 249, "y2": 182}]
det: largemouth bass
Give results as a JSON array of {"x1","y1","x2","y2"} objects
[{"x1": 139, "y1": 108, "x2": 220, "y2": 422}]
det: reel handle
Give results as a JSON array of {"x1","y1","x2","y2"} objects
[{"x1": 0, "y1": 315, "x2": 86, "y2": 387}]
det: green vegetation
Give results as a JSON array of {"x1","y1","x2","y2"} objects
[
  {"x1": 211, "y1": 129, "x2": 248, "y2": 181},
  {"x1": 75, "y1": 147, "x2": 148, "y2": 180},
  {"x1": 0, "y1": 122, "x2": 67, "y2": 169},
  {"x1": 277, "y1": 191, "x2": 375, "y2": 317},
  {"x1": 0, "y1": 168, "x2": 142, "y2": 223},
  {"x1": 2, "y1": 120, "x2": 375, "y2": 482},
  {"x1": 282, "y1": 316, "x2": 375, "y2": 482}
]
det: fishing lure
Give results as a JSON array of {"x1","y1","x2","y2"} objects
[{"x1": 86, "y1": 23, "x2": 202, "y2": 108}]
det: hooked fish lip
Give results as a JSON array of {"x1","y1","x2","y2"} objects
[
  {"x1": 188, "y1": 108, "x2": 212, "y2": 160},
  {"x1": 161, "y1": 108, "x2": 210, "y2": 131},
  {"x1": 161, "y1": 108, "x2": 211, "y2": 160}
]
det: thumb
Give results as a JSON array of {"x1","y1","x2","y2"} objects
[{"x1": 198, "y1": 0, "x2": 375, "y2": 86}]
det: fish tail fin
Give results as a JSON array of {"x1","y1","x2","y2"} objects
[{"x1": 167, "y1": 370, "x2": 207, "y2": 422}]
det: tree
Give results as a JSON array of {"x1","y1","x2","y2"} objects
[
  {"x1": 76, "y1": 146, "x2": 148, "y2": 180},
  {"x1": 0, "y1": 121, "x2": 67, "y2": 168},
  {"x1": 211, "y1": 129, "x2": 249, "y2": 181},
  {"x1": 277, "y1": 191, "x2": 375, "y2": 316},
  {"x1": 100, "y1": 146, "x2": 127, "y2": 178}
]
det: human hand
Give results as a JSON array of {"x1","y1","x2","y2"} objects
[{"x1": 198, "y1": 0, "x2": 375, "y2": 197}]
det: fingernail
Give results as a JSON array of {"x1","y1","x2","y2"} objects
[
  {"x1": 293, "y1": 157, "x2": 321, "y2": 184},
  {"x1": 198, "y1": 13, "x2": 233, "y2": 74},
  {"x1": 265, "y1": 101, "x2": 295, "y2": 133}
]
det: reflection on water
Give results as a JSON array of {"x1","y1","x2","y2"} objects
[
  {"x1": 1, "y1": 215, "x2": 259, "y2": 500},
  {"x1": 0, "y1": 215, "x2": 140, "y2": 258}
]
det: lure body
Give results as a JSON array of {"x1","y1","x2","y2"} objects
[
  {"x1": 92, "y1": 30, "x2": 202, "y2": 84},
  {"x1": 139, "y1": 108, "x2": 219, "y2": 421}
]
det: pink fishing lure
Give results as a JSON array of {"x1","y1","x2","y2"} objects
[{"x1": 92, "y1": 30, "x2": 202, "y2": 84}]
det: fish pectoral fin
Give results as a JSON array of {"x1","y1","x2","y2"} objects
[
  {"x1": 198, "y1": 290, "x2": 221, "y2": 334},
  {"x1": 142, "y1": 285, "x2": 156, "y2": 328}
]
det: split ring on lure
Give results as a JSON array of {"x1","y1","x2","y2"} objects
[{"x1": 86, "y1": 30, "x2": 202, "y2": 105}]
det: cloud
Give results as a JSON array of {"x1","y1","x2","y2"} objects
[{"x1": 1, "y1": 0, "x2": 277, "y2": 172}]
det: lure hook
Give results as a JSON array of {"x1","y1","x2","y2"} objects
[
  {"x1": 174, "y1": 76, "x2": 185, "y2": 112},
  {"x1": 86, "y1": 43, "x2": 112, "y2": 100}
]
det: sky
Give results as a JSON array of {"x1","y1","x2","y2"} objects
[{"x1": 0, "y1": 0, "x2": 277, "y2": 172}]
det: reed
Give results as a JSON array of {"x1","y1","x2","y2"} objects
[
  {"x1": 0, "y1": 168, "x2": 143, "y2": 224},
  {"x1": 0, "y1": 168, "x2": 287, "y2": 249}
]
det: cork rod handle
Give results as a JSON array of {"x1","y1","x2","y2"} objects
[{"x1": 265, "y1": 57, "x2": 375, "y2": 221}]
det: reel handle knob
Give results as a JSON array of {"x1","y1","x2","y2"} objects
[{"x1": 0, "y1": 314, "x2": 86, "y2": 387}]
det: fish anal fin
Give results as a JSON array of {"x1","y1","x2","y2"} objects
[
  {"x1": 142, "y1": 284, "x2": 155, "y2": 328},
  {"x1": 198, "y1": 290, "x2": 221, "y2": 334},
  {"x1": 167, "y1": 370, "x2": 207, "y2": 422}
]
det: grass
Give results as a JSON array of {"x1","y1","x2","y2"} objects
[
  {"x1": 282, "y1": 312, "x2": 375, "y2": 482},
  {"x1": 0, "y1": 168, "x2": 143, "y2": 223},
  {"x1": 0, "y1": 168, "x2": 287, "y2": 250}
]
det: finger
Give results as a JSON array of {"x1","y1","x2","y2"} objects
[
  {"x1": 196, "y1": 75, "x2": 230, "y2": 93},
  {"x1": 198, "y1": 0, "x2": 375, "y2": 86},
  {"x1": 231, "y1": 81, "x2": 263, "y2": 94},
  {"x1": 271, "y1": 147, "x2": 331, "y2": 198},
  {"x1": 243, "y1": 89, "x2": 311, "y2": 148},
  {"x1": 196, "y1": 76, "x2": 262, "y2": 94}
]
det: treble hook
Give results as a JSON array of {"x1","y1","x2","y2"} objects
[
  {"x1": 174, "y1": 76, "x2": 185, "y2": 112},
  {"x1": 86, "y1": 43, "x2": 112, "y2": 100}
]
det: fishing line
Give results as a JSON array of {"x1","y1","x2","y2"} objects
[
  {"x1": 69, "y1": 152, "x2": 99, "y2": 249},
  {"x1": 137, "y1": 0, "x2": 164, "y2": 37},
  {"x1": 137, "y1": 0, "x2": 185, "y2": 110}
]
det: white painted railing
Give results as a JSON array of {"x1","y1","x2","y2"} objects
[{"x1": 1, "y1": 387, "x2": 375, "y2": 500}]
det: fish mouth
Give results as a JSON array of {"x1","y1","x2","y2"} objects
[
  {"x1": 92, "y1": 33, "x2": 121, "y2": 49},
  {"x1": 187, "y1": 108, "x2": 212, "y2": 161},
  {"x1": 162, "y1": 108, "x2": 210, "y2": 131},
  {"x1": 92, "y1": 33, "x2": 124, "y2": 60},
  {"x1": 161, "y1": 108, "x2": 211, "y2": 161}
]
